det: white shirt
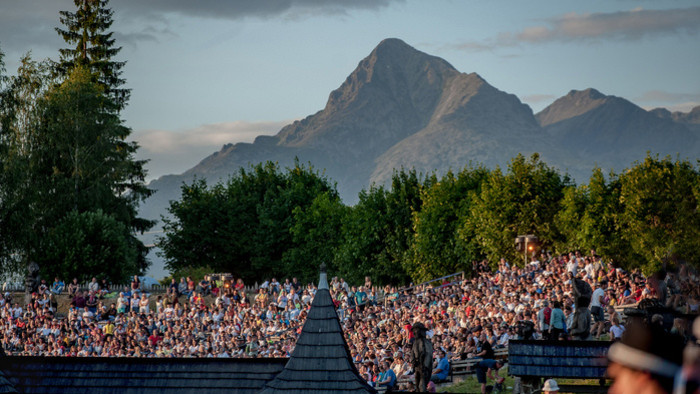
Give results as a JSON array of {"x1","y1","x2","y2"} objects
[{"x1": 591, "y1": 288, "x2": 605, "y2": 308}]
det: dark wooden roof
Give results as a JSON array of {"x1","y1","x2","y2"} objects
[
  {"x1": 260, "y1": 268, "x2": 376, "y2": 394},
  {"x1": 0, "y1": 369, "x2": 17, "y2": 393},
  {"x1": 0, "y1": 356, "x2": 286, "y2": 394}
]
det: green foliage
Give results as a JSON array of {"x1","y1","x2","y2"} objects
[
  {"x1": 469, "y1": 154, "x2": 570, "y2": 266},
  {"x1": 618, "y1": 155, "x2": 700, "y2": 274},
  {"x1": 159, "y1": 160, "x2": 338, "y2": 283},
  {"x1": 408, "y1": 165, "x2": 488, "y2": 282},
  {"x1": 336, "y1": 169, "x2": 425, "y2": 285},
  {"x1": 287, "y1": 191, "x2": 349, "y2": 284},
  {"x1": 55, "y1": 0, "x2": 129, "y2": 111},
  {"x1": 42, "y1": 210, "x2": 139, "y2": 283},
  {"x1": 158, "y1": 266, "x2": 214, "y2": 287},
  {"x1": 555, "y1": 168, "x2": 632, "y2": 266},
  {"x1": 0, "y1": 54, "x2": 52, "y2": 272},
  {"x1": 0, "y1": 56, "x2": 151, "y2": 279}
]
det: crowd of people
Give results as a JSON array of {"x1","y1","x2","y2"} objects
[{"x1": 1, "y1": 250, "x2": 698, "y2": 391}]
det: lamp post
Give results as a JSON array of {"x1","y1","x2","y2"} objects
[{"x1": 515, "y1": 234, "x2": 538, "y2": 265}]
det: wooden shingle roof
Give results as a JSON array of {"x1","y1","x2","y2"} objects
[
  {"x1": 0, "y1": 369, "x2": 17, "y2": 393},
  {"x1": 259, "y1": 266, "x2": 376, "y2": 394},
  {"x1": 0, "y1": 356, "x2": 286, "y2": 394}
]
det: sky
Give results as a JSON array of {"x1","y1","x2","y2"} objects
[{"x1": 1, "y1": 0, "x2": 699, "y2": 181}]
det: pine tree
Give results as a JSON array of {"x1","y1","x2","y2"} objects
[{"x1": 55, "y1": 0, "x2": 129, "y2": 111}]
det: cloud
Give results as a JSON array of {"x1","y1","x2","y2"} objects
[
  {"x1": 635, "y1": 90, "x2": 700, "y2": 113},
  {"x1": 454, "y1": 6, "x2": 700, "y2": 51},
  {"x1": 664, "y1": 102, "x2": 700, "y2": 113},
  {"x1": 636, "y1": 90, "x2": 700, "y2": 103},
  {"x1": 521, "y1": 94, "x2": 557, "y2": 104},
  {"x1": 118, "y1": 0, "x2": 403, "y2": 21},
  {"x1": 1, "y1": 0, "x2": 399, "y2": 58},
  {"x1": 0, "y1": 2, "x2": 65, "y2": 55},
  {"x1": 131, "y1": 120, "x2": 291, "y2": 179}
]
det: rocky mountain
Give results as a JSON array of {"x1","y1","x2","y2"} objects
[
  {"x1": 650, "y1": 105, "x2": 700, "y2": 125},
  {"x1": 140, "y1": 38, "x2": 700, "y2": 223},
  {"x1": 536, "y1": 89, "x2": 699, "y2": 167}
]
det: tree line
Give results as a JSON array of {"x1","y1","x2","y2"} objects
[{"x1": 158, "y1": 154, "x2": 700, "y2": 286}]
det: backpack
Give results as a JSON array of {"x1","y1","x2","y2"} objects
[{"x1": 543, "y1": 307, "x2": 552, "y2": 325}]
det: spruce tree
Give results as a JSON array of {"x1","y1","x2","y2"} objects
[{"x1": 55, "y1": 0, "x2": 129, "y2": 111}]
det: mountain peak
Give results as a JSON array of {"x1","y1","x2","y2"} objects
[
  {"x1": 374, "y1": 37, "x2": 415, "y2": 53},
  {"x1": 537, "y1": 88, "x2": 610, "y2": 126},
  {"x1": 276, "y1": 38, "x2": 459, "y2": 148},
  {"x1": 567, "y1": 88, "x2": 605, "y2": 100}
]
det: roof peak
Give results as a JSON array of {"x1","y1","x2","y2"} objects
[{"x1": 318, "y1": 263, "x2": 329, "y2": 290}]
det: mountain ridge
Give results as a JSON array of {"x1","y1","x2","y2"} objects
[{"x1": 140, "y1": 38, "x2": 700, "y2": 223}]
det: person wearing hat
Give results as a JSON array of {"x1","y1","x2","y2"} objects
[
  {"x1": 607, "y1": 319, "x2": 684, "y2": 394},
  {"x1": 542, "y1": 379, "x2": 559, "y2": 393}
]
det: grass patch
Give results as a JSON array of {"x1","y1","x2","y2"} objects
[
  {"x1": 441, "y1": 371, "x2": 609, "y2": 393},
  {"x1": 442, "y1": 367, "x2": 514, "y2": 393}
]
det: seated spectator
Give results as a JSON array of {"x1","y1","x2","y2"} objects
[
  {"x1": 50, "y1": 277, "x2": 65, "y2": 295},
  {"x1": 85, "y1": 290, "x2": 98, "y2": 314},
  {"x1": 198, "y1": 277, "x2": 211, "y2": 296},
  {"x1": 430, "y1": 350, "x2": 450, "y2": 383},
  {"x1": 377, "y1": 360, "x2": 397, "y2": 391},
  {"x1": 168, "y1": 278, "x2": 179, "y2": 298},
  {"x1": 71, "y1": 291, "x2": 86, "y2": 310},
  {"x1": 130, "y1": 275, "x2": 141, "y2": 295},
  {"x1": 37, "y1": 279, "x2": 48, "y2": 296},
  {"x1": 67, "y1": 278, "x2": 79, "y2": 297},
  {"x1": 88, "y1": 277, "x2": 99, "y2": 294},
  {"x1": 98, "y1": 278, "x2": 110, "y2": 298},
  {"x1": 235, "y1": 278, "x2": 245, "y2": 291},
  {"x1": 609, "y1": 316, "x2": 624, "y2": 340}
]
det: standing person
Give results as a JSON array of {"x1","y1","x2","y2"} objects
[
  {"x1": 537, "y1": 300, "x2": 552, "y2": 339},
  {"x1": 570, "y1": 277, "x2": 593, "y2": 341},
  {"x1": 354, "y1": 286, "x2": 368, "y2": 312},
  {"x1": 548, "y1": 301, "x2": 566, "y2": 340},
  {"x1": 590, "y1": 281, "x2": 606, "y2": 340},
  {"x1": 411, "y1": 322, "x2": 433, "y2": 392},
  {"x1": 475, "y1": 359, "x2": 504, "y2": 394}
]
